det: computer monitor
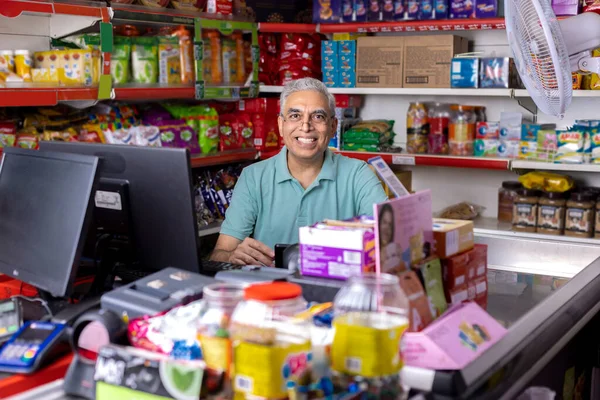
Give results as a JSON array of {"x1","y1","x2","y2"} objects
[
  {"x1": 0, "y1": 148, "x2": 99, "y2": 297},
  {"x1": 38, "y1": 142, "x2": 201, "y2": 274}
]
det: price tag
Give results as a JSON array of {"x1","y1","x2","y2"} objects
[{"x1": 392, "y1": 156, "x2": 415, "y2": 166}]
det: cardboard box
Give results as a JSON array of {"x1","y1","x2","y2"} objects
[
  {"x1": 324, "y1": 70, "x2": 338, "y2": 87},
  {"x1": 476, "y1": 121, "x2": 500, "y2": 139},
  {"x1": 299, "y1": 218, "x2": 375, "y2": 280},
  {"x1": 322, "y1": 40, "x2": 338, "y2": 57},
  {"x1": 340, "y1": 53, "x2": 356, "y2": 72},
  {"x1": 403, "y1": 35, "x2": 468, "y2": 88},
  {"x1": 313, "y1": 0, "x2": 342, "y2": 22},
  {"x1": 399, "y1": 270, "x2": 434, "y2": 332},
  {"x1": 451, "y1": 58, "x2": 479, "y2": 88},
  {"x1": 442, "y1": 251, "x2": 468, "y2": 290},
  {"x1": 402, "y1": 302, "x2": 507, "y2": 370},
  {"x1": 340, "y1": 70, "x2": 356, "y2": 88},
  {"x1": 432, "y1": 218, "x2": 474, "y2": 259},
  {"x1": 357, "y1": 36, "x2": 404, "y2": 88},
  {"x1": 338, "y1": 40, "x2": 357, "y2": 58}
]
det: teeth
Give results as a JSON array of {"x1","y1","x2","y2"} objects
[{"x1": 297, "y1": 137, "x2": 316, "y2": 144}]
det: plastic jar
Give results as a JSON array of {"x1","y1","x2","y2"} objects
[
  {"x1": 428, "y1": 103, "x2": 450, "y2": 155},
  {"x1": 229, "y1": 282, "x2": 310, "y2": 399},
  {"x1": 331, "y1": 273, "x2": 409, "y2": 379},
  {"x1": 449, "y1": 105, "x2": 476, "y2": 156},
  {"x1": 407, "y1": 102, "x2": 428, "y2": 154},
  {"x1": 565, "y1": 192, "x2": 595, "y2": 238},
  {"x1": 196, "y1": 283, "x2": 245, "y2": 373},
  {"x1": 536, "y1": 192, "x2": 566, "y2": 235},
  {"x1": 498, "y1": 181, "x2": 522, "y2": 223},
  {"x1": 512, "y1": 189, "x2": 540, "y2": 232}
]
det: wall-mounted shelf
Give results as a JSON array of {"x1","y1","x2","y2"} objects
[
  {"x1": 260, "y1": 85, "x2": 512, "y2": 96},
  {"x1": 337, "y1": 151, "x2": 510, "y2": 170},
  {"x1": 318, "y1": 17, "x2": 506, "y2": 33},
  {"x1": 190, "y1": 149, "x2": 257, "y2": 168},
  {"x1": 258, "y1": 22, "x2": 318, "y2": 33},
  {"x1": 0, "y1": 86, "x2": 99, "y2": 107}
]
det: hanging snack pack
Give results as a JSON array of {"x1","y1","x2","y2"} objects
[
  {"x1": 111, "y1": 36, "x2": 132, "y2": 85},
  {"x1": 159, "y1": 36, "x2": 182, "y2": 84},
  {"x1": 131, "y1": 37, "x2": 158, "y2": 84},
  {"x1": 198, "y1": 106, "x2": 219, "y2": 153}
]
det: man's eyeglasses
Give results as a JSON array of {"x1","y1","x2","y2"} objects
[{"x1": 280, "y1": 112, "x2": 332, "y2": 128}]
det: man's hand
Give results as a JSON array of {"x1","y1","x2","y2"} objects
[
  {"x1": 211, "y1": 234, "x2": 274, "y2": 266},
  {"x1": 229, "y1": 238, "x2": 274, "y2": 266}
]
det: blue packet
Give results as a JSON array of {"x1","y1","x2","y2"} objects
[
  {"x1": 407, "y1": 0, "x2": 419, "y2": 18},
  {"x1": 435, "y1": 0, "x2": 448, "y2": 18},
  {"x1": 394, "y1": 0, "x2": 406, "y2": 19},
  {"x1": 382, "y1": 0, "x2": 395, "y2": 19},
  {"x1": 419, "y1": 0, "x2": 434, "y2": 19},
  {"x1": 355, "y1": 0, "x2": 368, "y2": 21},
  {"x1": 342, "y1": 0, "x2": 354, "y2": 21}
]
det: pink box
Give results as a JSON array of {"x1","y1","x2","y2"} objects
[{"x1": 401, "y1": 302, "x2": 507, "y2": 370}]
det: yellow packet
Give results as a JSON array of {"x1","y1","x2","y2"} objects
[
  {"x1": 0, "y1": 71, "x2": 23, "y2": 83},
  {"x1": 14, "y1": 50, "x2": 32, "y2": 82},
  {"x1": 158, "y1": 36, "x2": 181, "y2": 85},
  {"x1": 519, "y1": 171, "x2": 574, "y2": 193}
]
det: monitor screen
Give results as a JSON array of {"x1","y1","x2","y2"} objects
[{"x1": 0, "y1": 148, "x2": 98, "y2": 297}]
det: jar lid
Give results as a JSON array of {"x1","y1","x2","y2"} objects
[
  {"x1": 570, "y1": 192, "x2": 594, "y2": 202},
  {"x1": 502, "y1": 181, "x2": 522, "y2": 190},
  {"x1": 244, "y1": 282, "x2": 302, "y2": 302},
  {"x1": 517, "y1": 189, "x2": 540, "y2": 197},
  {"x1": 541, "y1": 191, "x2": 565, "y2": 200}
]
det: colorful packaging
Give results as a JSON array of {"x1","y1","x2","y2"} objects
[
  {"x1": 473, "y1": 139, "x2": 499, "y2": 157},
  {"x1": 221, "y1": 36, "x2": 240, "y2": 85},
  {"x1": 342, "y1": 0, "x2": 354, "y2": 21},
  {"x1": 252, "y1": 113, "x2": 279, "y2": 151},
  {"x1": 340, "y1": 70, "x2": 356, "y2": 88},
  {"x1": 0, "y1": 50, "x2": 14, "y2": 72},
  {"x1": 552, "y1": 0, "x2": 579, "y2": 15},
  {"x1": 393, "y1": 0, "x2": 406, "y2": 19},
  {"x1": 131, "y1": 37, "x2": 158, "y2": 84},
  {"x1": 402, "y1": 303, "x2": 507, "y2": 370},
  {"x1": 521, "y1": 123, "x2": 540, "y2": 142},
  {"x1": 207, "y1": 0, "x2": 233, "y2": 14},
  {"x1": 299, "y1": 217, "x2": 376, "y2": 279},
  {"x1": 432, "y1": 218, "x2": 474, "y2": 259},
  {"x1": 591, "y1": 129, "x2": 600, "y2": 164},
  {"x1": 375, "y1": 191, "x2": 433, "y2": 273},
  {"x1": 537, "y1": 125, "x2": 557, "y2": 161},
  {"x1": 159, "y1": 36, "x2": 182, "y2": 84},
  {"x1": 428, "y1": 134, "x2": 449, "y2": 154},
  {"x1": 14, "y1": 50, "x2": 32, "y2": 82},
  {"x1": 339, "y1": 40, "x2": 356, "y2": 61},
  {"x1": 367, "y1": 0, "x2": 382, "y2": 20},
  {"x1": 313, "y1": 0, "x2": 342, "y2": 22},
  {"x1": 519, "y1": 141, "x2": 538, "y2": 160},
  {"x1": 415, "y1": 258, "x2": 448, "y2": 318},
  {"x1": 434, "y1": 0, "x2": 449, "y2": 18},
  {"x1": 203, "y1": 31, "x2": 223, "y2": 84},
  {"x1": 555, "y1": 129, "x2": 584, "y2": 164},
  {"x1": 497, "y1": 140, "x2": 520, "y2": 159},
  {"x1": 475, "y1": 0, "x2": 497, "y2": 17},
  {"x1": 407, "y1": 0, "x2": 419, "y2": 18},
  {"x1": 398, "y1": 270, "x2": 434, "y2": 332},
  {"x1": 15, "y1": 132, "x2": 39, "y2": 149},
  {"x1": 451, "y1": 58, "x2": 479, "y2": 88},
  {"x1": 0, "y1": 123, "x2": 16, "y2": 148},
  {"x1": 171, "y1": 26, "x2": 194, "y2": 84},
  {"x1": 419, "y1": 0, "x2": 435, "y2": 19},
  {"x1": 322, "y1": 40, "x2": 337, "y2": 57},
  {"x1": 198, "y1": 106, "x2": 219, "y2": 154},
  {"x1": 476, "y1": 122, "x2": 499, "y2": 139},
  {"x1": 449, "y1": 0, "x2": 474, "y2": 18},
  {"x1": 382, "y1": 0, "x2": 395, "y2": 19},
  {"x1": 499, "y1": 112, "x2": 523, "y2": 141},
  {"x1": 355, "y1": 0, "x2": 369, "y2": 21},
  {"x1": 111, "y1": 36, "x2": 132, "y2": 85},
  {"x1": 479, "y1": 57, "x2": 513, "y2": 88}
]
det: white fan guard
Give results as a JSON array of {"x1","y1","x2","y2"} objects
[{"x1": 505, "y1": 0, "x2": 572, "y2": 119}]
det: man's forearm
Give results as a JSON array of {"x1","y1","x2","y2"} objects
[{"x1": 210, "y1": 249, "x2": 232, "y2": 262}]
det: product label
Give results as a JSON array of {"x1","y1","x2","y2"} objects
[
  {"x1": 331, "y1": 313, "x2": 408, "y2": 378},
  {"x1": 198, "y1": 335, "x2": 231, "y2": 373},
  {"x1": 537, "y1": 205, "x2": 565, "y2": 231},
  {"x1": 233, "y1": 341, "x2": 311, "y2": 399},
  {"x1": 513, "y1": 202, "x2": 537, "y2": 228},
  {"x1": 565, "y1": 207, "x2": 594, "y2": 234}
]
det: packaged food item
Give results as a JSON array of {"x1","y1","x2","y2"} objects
[
  {"x1": 428, "y1": 103, "x2": 449, "y2": 154},
  {"x1": 407, "y1": 102, "x2": 428, "y2": 135},
  {"x1": 131, "y1": 37, "x2": 158, "y2": 84},
  {"x1": 415, "y1": 258, "x2": 447, "y2": 317},
  {"x1": 435, "y1": 0, "x2": 449, "y2": 18},
  {"x1": 428, "y1": 133, "x2": 449, "y2": 154},
  {"x1": 521, "y1": 123, "x2": 540, "y2": 142},
  {"x1": 252, "y1": 113, "x2": 279, "y2": 151},
  {"x1": 450, "y1": 0, "x2": 474, "y2": 18},
  {"x1": 407, "y1": 0, "x2": 419, "y2": 18},
  {"x1": 222, "y1": 36, "x2": 239, "y2": 85},
  {"x1": 219, "y1": 113, "x2": 240, "y2": 151},
  {"x1": 0, "y1": 123, "x2": 16, "y2": 148},
  {"x1": 14, "y1": 50, "x2": 32, "y2": 82},
  {"x1": 136, "y1": 0, "x2": 170, "y2": 7},
  {"x1": 79, "y1": 123, "x2": 105, "y2": 143},
  {"x1": 438, "y1": 202, "x2": 480, "y2": 220},
  {"x1": 565, "y1": 192, "x2": 595, "y2": 238},
  {"x1": 497, "y1": 139, "x2": 520, "y2": 159},
  {"x1": 170, "y1": 27, "x2": 194, "y2": 84},
  {"x1": 519, "y1": 141, "x2": 538, "y2": 160},
  {"x1": 197, "y1": 283, "x2": 245, "y2": 374},
  {"x1": 198, "y1": 106, "x2": 219, "y2": 153},
  {"x1": 159, "y1": 36, "x2": 181, "y2": 84},
  {"x1": 537, "y1": 124, "x2": 557, "y2": 161},
  {"x1": 15, "y1": 132, "x2": 39, "y2": 149},
  {"x1": 498, "y1": 181, "x2": 522, "y2": 223},
  {"x1": 111, "y1": 36, "x2": 132, "y2": 85},
  {"x1": 0, "y1": 71, "x2": 23, "y2": 83},
  {"x1": 432, "y1": 218, "x2": 474, "y2": 259},
  {"x1": 230, "y1": 282, "x2": 310, "y2": 399},
  {"x1": 518, "y1": 171, "x2": 574, "y2": 193},
  {"x1": 474, "y1": 139, "x2": 499, "y2": 157},
  {"x1": 448, "y1": 105, "x2": 475, "y2": 156},
  {"x1": 555, "y1": 129, "x2": 585, "y2": 164},
  {"x1": 499, "y1": 112, "x2": 522, "y2": 141},
  {"x1": 353, "y1": 119, "x2": 395, "y2": 133},
  {"x1": 451, "y1": 57, "x2": 479, "y2": 88},
  {"x1": 479, "y1": 57, "x2": 516, "y2": 88},
  {"x1": 407, "y1": 133, "x2": 428, "y2": 154},
  {"x1": 512, "y1": 189, "x2": 539, "y2": 233},
  {"x1": 537, "y1": 192, "x2": 566, "y2": 235},
  {"x1": 171, "y1": 0, "x2": 202, "y2": 9},
  {"x1": 0, "y1": 50, "x2": 14, "y2": 72},
  {"x1": 332, "y1": 273, "x2": 409, "y2": 377},
  {"x1": 573, "y1": 72, "x2": 583, "y2": 89},
  {"x1": 203, "y1": 31, "x2": 223, "y2": 84},
  {"x1": 207, "y1": 0, "x2": 233, "y2": 15}
]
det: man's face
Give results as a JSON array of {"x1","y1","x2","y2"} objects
[{"x1": 278, "y1": 90, "x2": 337, "y2": 162}]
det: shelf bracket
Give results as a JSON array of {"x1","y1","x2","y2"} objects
[{"x1": 511, "y1": 90, "x2": 538, "y2": 123}]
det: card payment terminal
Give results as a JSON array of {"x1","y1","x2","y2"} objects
[{"x1": 0, "y1": 321, "x2": 69, "y2": 373}]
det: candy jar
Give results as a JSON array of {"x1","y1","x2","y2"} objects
[
  {"x1": 331, "y1": 273, "x2": 409, "y2": 382},
  {"x1": 229, "y1": 282, "x2": 311, "y2": 399},
  {"x1": 196, "y1": 282, "x2": 245, "y2": 373}
]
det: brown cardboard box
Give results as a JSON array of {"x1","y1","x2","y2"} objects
[
  {"x1": 432, "y1": 218, "x2": 474, "y2": 259},
  {"x1": 403, "y1": 35, "x2": 469, "y2": 88},
  {"x1": 399, "y1": 270, "x2": 434, "y2": 332},
  {"x1": 356, "y1": 36, "x2": 404, "y2": 88}
]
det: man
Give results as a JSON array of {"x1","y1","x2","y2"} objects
[{"x1": 211, "y1": 78, "x2": 388, "y2": 265}]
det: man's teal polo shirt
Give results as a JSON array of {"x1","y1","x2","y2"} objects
[{"x1": 220, "y1": 147, "x2": 388, "y2": 249}]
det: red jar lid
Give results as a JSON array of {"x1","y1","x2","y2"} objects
[{"x1": 244, "y1": 282, "x2": 302, "y2": 302}]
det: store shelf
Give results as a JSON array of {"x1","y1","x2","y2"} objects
[
  {"x1": 0, "y1": 86, "x2": 98, "y2": 107},
  {"x1": 511, "y1": 160, "x2": 600, "y2": 173},
  {"x1": 190, "y1": 149, "x2": 257, "y2": 168},
  {"x1": 318, "y1": 17, "x2": 506, "y2": 33},
  {"x1": 114, "y1": 85, "x2": 195, "y2": 101},
  {"x1": 260, "y1": 85, "x2": 512, "y2": 96},
  {"x1": 258, "y1": 22, "x2": 318, "y2": 33},
  {"x1": 111, "y1": 3, "x2": 253, "y2": 26},
  {"x1": 338, "y1": 151, "x2": 510, "y2": 170},
  {"x1": 198, "y1": 221, "x2": 222, "y2": 237},
  {"x1": 0, "y1": 0, "x2": 104, "y2": 19}
]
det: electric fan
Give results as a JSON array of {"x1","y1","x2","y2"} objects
[{"x1": 505, "y1": 0, "x2": 600, "y2": 118}]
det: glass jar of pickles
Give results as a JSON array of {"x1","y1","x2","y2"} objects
[
  {"x1": 229, "y1": 282, "x2": 311, "y2": 399},
  {"x1": 331, "y1": 273, "x2": 409, "y2": 379},
  {"x1": 196, "y1": 283, "x2": 245, "y2": 373}
]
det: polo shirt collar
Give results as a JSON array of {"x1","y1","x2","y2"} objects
[{"x1": 275, "y1": 146, "x2": 336, "y2": 184}]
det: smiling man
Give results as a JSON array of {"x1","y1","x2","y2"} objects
[{"x1": 210, "y1": 78, "x2": 388, "y2": 266}]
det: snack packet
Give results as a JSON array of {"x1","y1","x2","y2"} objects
[
  {"x1": 0, "y1": 122, "x2": 16, "y2": 147},
  {"x1": 79, "y1": 123, "x2": 105, "y2": 143},
  {"x1": 555, "y1": 129, "x2": 584, "y2": 164},
  {"x1": 111, "y1": 36, "x2": 132, "y2": 84},
  {"x1": 131, "y1": 37, "x2": 158, "y2": 84},
  {"x1": 159, "y1": 36, "x2": 181, "y2": 84},
  {"x1": 16, "y1": 131, "x2": 39, "y2": 149},
  {"x1": 237, "y1": 113, "x2": 254, "y2": 149},
  {"x1": 198, "y1": 106, "x2": 219, "y2": 154},
  {"x1": 171, "y1": 26, "x2": 194, "y2": 84},
  {"x1": 219, "y1": 113, "x2": 240, "y2": 151},
  {"x1": 518, "y1": 171, "x2": 574, "y2": 193}
]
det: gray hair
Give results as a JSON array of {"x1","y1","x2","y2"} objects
[{"x1": 280, "y1": 78, "x2": 336, "y2": 116}]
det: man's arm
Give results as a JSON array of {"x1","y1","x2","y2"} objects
[
  {"x1": 210, "y1": 234, "x2": 241, "y2": 262},
  {"x1": 355, "y1": 163, "x2": 389, "y2": 216},
  {"x1": 212, "y1": 234, "x2": 274, "y2": 265}
]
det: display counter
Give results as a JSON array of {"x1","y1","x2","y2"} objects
[{"x1": 6, "y1": 229, "x2": 600, "y2": 400}]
